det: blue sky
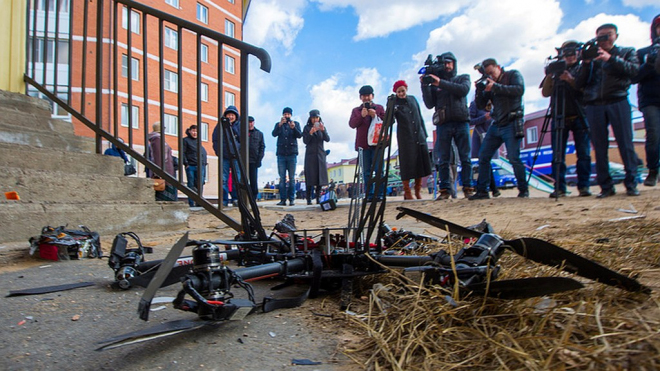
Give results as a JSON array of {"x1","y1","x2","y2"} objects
[{"x1": 242, "y1": 0, "x2": 659, "y2": 186}]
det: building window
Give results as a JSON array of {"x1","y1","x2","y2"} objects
[
  {"x1": 121, "y1": 103, "x2": 140, "y2": 129},
  {"x1": 35, "y1": 0, "x2": 70, "y2": 12},
  {"x1": 121, "y1": 54, "x2": 140, "y2": 81},
  {"x1": 197, "y1": 3, "x2": 208, "y2": 24},
  {"x1": 200, "y1": 44, "x2": 208, "y2": 63},
  {"x1": 225, "y1": 20, "x2": 235, "y2": 38},
  {"x1": 527, "y1": 126, "x2": 538, "y2": 144},
  {"x1": 227, "y1": 0, "x2": 234, "y2": 4},
  {"x1": 164, "y1": 27, "x2": 178, "y2": 50},
  {"x1": 224, "y1": 91, "x2": 235, "y2": 108},
  {"x1": 225, "y1": 55, "x2": 235, "y2": 74},
  {"x1": 165, "y1": 0, "x2": 179, "y2": 8},
  {"x1": 28, "y1": 38, "x2": 69, "y2": 64},
  {"x1": 122, "y1": 7, "x2": 141, "y2": 34},
  {"x1": 163, "y1": 114, "x2": 178, "y2": 136},
  {"x1": 201, "y1": 83, "x2": 209, "y2": 102},
  {"x1": 164, "y1": 70, "x2": 178, "y2": 92},
  {"x1": 201, "y1": 122, "x2": 209, "y2": 142}
]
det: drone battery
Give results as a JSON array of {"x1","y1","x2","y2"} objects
[
  {"x1": 38, "y1": 243, "x2": 60, "y2": 261},
  {"x1": 320, "y1": 198, "x2": 336, "y2": 211},
  {"x1": 227, "y1": 299, "x2": 256, "y2": 321}
]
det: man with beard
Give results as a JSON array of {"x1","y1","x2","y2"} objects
[{"x1": 420, "y1": 52, "x2": 473, "y2": 199}]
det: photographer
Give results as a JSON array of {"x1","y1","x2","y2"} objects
[
  {"x1": 632, "y1": 15, "x2": 660, "y2": 187},
  {"x1": 348, "y1": 85, "x2": 386, "y2": 201},
  {"x1": 302, "y1": 110, "x2": 330, "y2": 205},
  {"x1": 420, "y1": 52, "x2": 473, "y2": 199},
  {"x1": 540, "y1": 41, "x2": 592, "y2": 198},
  {"x1": 272, "y1": 107, "x2": 303, "y2": 206},
  {"x1": 469, "y1": 58, "x2": 528, "y2": 200},
  {"x1": 211, "y1": 106, "x2": 241, "y2": 207},
  {"x1": 576, "y1": 23, "x2": 640, "y2": 198}
]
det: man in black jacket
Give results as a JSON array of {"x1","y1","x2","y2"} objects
[
  {"x1": 541, "y1": 41, "x2": 592, "y2": 198},
  {"x1": 182, "y1": 124, "x2": 208, "y2": 207},
  {"x1": 576, "y1": 23, "x2": 640, "y2": 198},
  {"x1": 633, "y1": 15, "x2": 660, "y2": 187},
  {"x1": 247, "y1": 116, "x2": 265, "y2": 198},
  {"x1": 469, "y1": 58, "x2": 528, "y2": 200},
  {"x1": 272, "y1": 107, "x2": 302, "y2": 206},
  {"x1": 421, "y1": 52, "x2": 473, "y2": 199}
]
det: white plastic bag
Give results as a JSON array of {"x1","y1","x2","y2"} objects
[{"x1": 367, "y1": 116, "x2": 383, "y2": 146}]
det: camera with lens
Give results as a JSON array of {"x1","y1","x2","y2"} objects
[
  {"x1": 580, "y1": 34, "x2": 609, "y2": 60},
  {"x1": 419, "y1": 54, "x2": 451, "y2": 85},
  {"x1": 474, "y1": 63, "x2": 489, "y2": 91},
  {"x1": 545, "y1": 59, "x2": 567, "y2": 77},
  {"x1": 363, "y1": 102, "x2": 372, "y2": 110}
]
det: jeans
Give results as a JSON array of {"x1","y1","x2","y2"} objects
[
  {"x1": 476, "y1": 122, "x2": 528, "y2": 193},
  {"x1": 435, "y1": 122, "x2": 472, "y2": 190},
  {"x1": 642, "y1": 105, "x2": 660, "y2": 172},
  {"x1": 586, "y1": 99, "x2": 638, "y2": 191},
  {"x1": 277, "y1": 155, "x2": 297, "y2": 202},
  {"x1": 185, "y1": 165, "x2": 206, "y2": 207},
  {"x1": 248, "y1": 163, "x2": 259, "y2": 199},
  {"x1": 551, "y1": 117, "x2": 591, "y2": 191},
  {"x1": 360, "y1": 147, "x2": 384, "y2": 199},
  {"x1": 222, "y1": 159, "x2": 239, "y2": 206}
]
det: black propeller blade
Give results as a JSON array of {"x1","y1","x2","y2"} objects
[
  {"x1": 507, "y1": 238, "x2": 651, "y2": 294},
  {"x1": 396, "y1": 207, "x2": 651, "y2": 294},
  {"x1": 466, "y1": 277, "x2": 584, "y2": 299},
  {"x1": 138, "y1": 233, "x2": 189, "y2": 321},
  {"x1": 96, "y1": 319, "x2": 210, "y2": 351}
]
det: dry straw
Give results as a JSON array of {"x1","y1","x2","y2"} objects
[{"x1": 341, "y1": 219, "x2": 660, "y2": 370}]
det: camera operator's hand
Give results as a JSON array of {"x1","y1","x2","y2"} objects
[
  {"x1": 559, "y1": 70, "x2": 575, "y2": 84},
  {"x1": 367, "y1": 108, "x2": 376, "y2": 118},
  {"x1": 279, "y1": 117, "x2": 287, "y2": 126},
  {"x1": 484, "y1": 112, "x2": 491, "y2": 121},
  {"x1": 288, "y1": 120, "x2": 295, "y2": 129},
  {"x1": 427, "y1": 74, "x2": 441, "y2": 86},
  {"x1": 484, "y1": 78, "x2": 496, "y2": 92},
  {"x1": 595, "y1": 47, "x2": 612, "y2": 62}
]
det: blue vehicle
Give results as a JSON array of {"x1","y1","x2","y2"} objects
[
  {"x1": 565, "y1": 163, "x2": 643, "y2": 187},
  {"x1": 457, "y1": 162, "x2": 518, "y2": 189}
]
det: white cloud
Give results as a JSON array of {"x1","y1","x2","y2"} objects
[
  {"x1": 243, "y1": 0, "x2": 306, "y2": 53},
  {"x1": 312, "y1": 0, "x2": 470, "y2": 40}
]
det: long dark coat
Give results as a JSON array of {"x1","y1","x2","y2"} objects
[
  {"x1": 392, "y1": 95, "x2": 432, "y2": 180},
  {"x1": 302, "y1": 120, "x2": 330, "y2": 187}
]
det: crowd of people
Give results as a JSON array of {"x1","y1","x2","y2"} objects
[{"x1": 115, "y1": 16, "x2": 659, "y2": 207}]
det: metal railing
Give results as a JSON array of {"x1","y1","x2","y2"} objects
[{"x1": 24, "y1": 0, "x2": 271, "y2": 231}]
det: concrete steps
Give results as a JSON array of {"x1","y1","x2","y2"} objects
[
  {"x1": 0, "y1": 201, "x2": 188, "y2": 245},
  {"x1": 0, "y1": 89, "x2": 189, "y2": 244},
  {"x1": 0, "y1": 142, "x2": 124, "y2": 176}
]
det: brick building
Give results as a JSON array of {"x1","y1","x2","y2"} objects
[{"x1": 26, "y1": 0, "x2": 252, "y2": 198}]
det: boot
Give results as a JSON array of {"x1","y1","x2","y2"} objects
[
  {"x1": 402, "y1": 180, "x2": 413, "y2": 200},
  {"x1": 644, "y1": 169, "x2": 658, "y2": 187},
  {"x1": 463, "y1": 186, "x2": 475, "y2": 198},
  {"x1": 414, "y1": 178, "x2": 422, "y2": 199},
  {"x1": 435, "y1": 189, "x2": 450, "y2": 200}
]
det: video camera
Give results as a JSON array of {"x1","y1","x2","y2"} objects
[
  {"x1": 419, "y1": 54, "x2": 452, "y2": 84},
  {"x1": 544, "y1": 34, "x2": 609, "y2": 77},
  {"x1": 474, "y1": 63, "x2": 489, "y2": 91},
  {"x1": 581, "y1": 34, "x2": 609, "y2": 60}
]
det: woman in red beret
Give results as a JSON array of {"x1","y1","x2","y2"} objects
[{"x1": 391, "y1": 80, "x2": 432, "y2": 199}]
